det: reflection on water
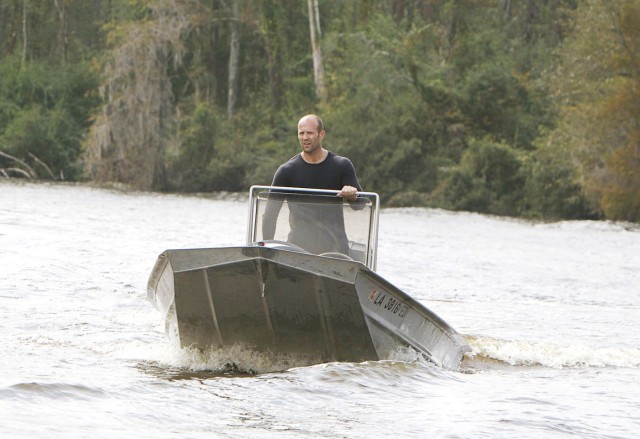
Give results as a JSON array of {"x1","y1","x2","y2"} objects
[{"x1": 1, "y1": 180, "x2": 639, "y2": 438}]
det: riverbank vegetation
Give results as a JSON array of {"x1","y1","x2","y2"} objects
[{"x1": 0, "y1": 0, "x2": 638, "y2": 222}]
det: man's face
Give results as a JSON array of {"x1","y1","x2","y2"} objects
[{"x1": 298, "y1": 118, "x2": 325, "y2": 154}]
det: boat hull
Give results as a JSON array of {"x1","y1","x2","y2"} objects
[{"x1": 147, "y1": 246, "x2": 469, "y2": 370}]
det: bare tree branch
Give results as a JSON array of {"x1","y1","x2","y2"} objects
[
  {"x1": 0, "y1": 150, "x2": 37, "y2": 177},
  {"x1": 3, "y1": 167, "x2": 32, "y2": 178},
  {"x1": 28, "y1": 152, "x2": 56, "y2": 179}
]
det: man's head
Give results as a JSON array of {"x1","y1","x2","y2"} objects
[{"x1": 298, "y1": 114, "x2": 325, "y2": 155}]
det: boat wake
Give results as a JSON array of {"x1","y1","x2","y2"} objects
[
  {"x1": 136, "y1": 341, "x2": 451, "y2": 378},
  {"x1": 140, "y1": 342, "x2": 331, "y2": 376},
  {"x1": 464, "y1": 335, "x2": 640, "y2": 369}
]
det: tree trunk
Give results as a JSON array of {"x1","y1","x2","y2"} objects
[
  {"x1": 21, "y1": 0, "x2": 27, "y2": 65},
  {"x1": 307, "y1": 0, "x2": 326, "y2": 103},
  {"x1": 502, "y1": 0, "x2": 511, "y2": 20},
  {"x1": 53, "y1": 0, "x2": 69, "y2": 64},
  {"x1": 261, "y1": 0, "x2": 283, "y2": 111},
  {"x1": 448, "y1": 0, "x2": 459, "y2": 45},
  {"x1": 227, "y1": 0, "x2": 240, "y2": 118},
  {"x1": 0, "y1": 2, "x2": 6, "y2": 54},
  {"x1": 266, "y1": 49, "x2": 281, "y2": 111},
  {"x1": 524, "y1": 0, "x2": 537, "y2": 42}
]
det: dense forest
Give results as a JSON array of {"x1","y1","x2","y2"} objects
[{"x1": 0, "y1": 0, "x2": 638, "y2": 222}]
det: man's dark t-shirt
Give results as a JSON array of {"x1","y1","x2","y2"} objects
[
  {"x1": 271, "y1": 151, "x2": 361, "y2": 191},
  {"x1": 263, "y1": 151, "x2": 362, "y2": 254}
]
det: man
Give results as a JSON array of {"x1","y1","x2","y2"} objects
[
  {"x1": 262, "y1": 114, "x2": 363, "y2": 254},
  {"x1": 271, "y1": 114, "x2": 361, "y2": 198}
]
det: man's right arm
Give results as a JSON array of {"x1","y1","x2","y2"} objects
[
  {"x1": 262, "y1": 193, "x2": 284, "y2": 240},
  {"x1": 261, "y1": 166, "x2": 289, "y2": 240}
]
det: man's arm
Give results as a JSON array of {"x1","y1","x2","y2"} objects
[
  {"x1": 262, "y1": 193, "x2": 284, "y2": 240},
  {"x1": 262, "y1": 165, "x2": 289, "y2": 240},
  {"x1": 338, "y1": 158, "x2": 362, "y2": 201}
]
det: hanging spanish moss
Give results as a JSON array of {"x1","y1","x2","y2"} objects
[{"x1": 85, "y1": 0, "x2": 205, "y2": 190}]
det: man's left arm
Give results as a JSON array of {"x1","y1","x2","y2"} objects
[{"x1": 338, "y1": 158, "x2": 362, "y2": 201}]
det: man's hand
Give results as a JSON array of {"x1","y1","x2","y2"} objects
[{"x1": 337, "y1": 185, "x2": 358, "y2": 201}]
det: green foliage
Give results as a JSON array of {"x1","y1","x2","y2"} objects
[
  {"x1": 210, "y1": 106, "x2": 296, "y2": 190},
  {"x1": 166, "y1": 98, "x2": 295, "y2": 192},
  {"x1": 2, "y1": 0, "x2": 639, "y2": 222},
  {"x1": 523, "y1": 134, "x2": 595, "y2": 219},
  {"x1": 435, "y1": 138, "x2": 526, "y2": 216},
  {"x1": 602, "y1": 142, "x2": 640, "y2": 222},
  {"x1": 0, "y1": 56, "x2": 98, "y2": 179},
  {"x1": 547, "y1": 0, "x2": 640, "y2": 221},
  {"x1": 166, "y1": 102, "x2": 219, "y2": 191},
  {"x1": 322, "y1": 13, "x2": 458, "y2": 199},
  {"x1": 461, "y1": 62, "x2": 547, "y2": 150},
  {"x1": 1, "y1": 106, "x2": 79, "y2": 178}
]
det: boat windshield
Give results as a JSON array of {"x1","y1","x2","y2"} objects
[{"x1": 247, "y1": 186, "x2": 380, "y2": 270}]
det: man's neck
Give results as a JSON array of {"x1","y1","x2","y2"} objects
[{"x1": 301, "y1": 148, "x2": 328, "y2": 164}]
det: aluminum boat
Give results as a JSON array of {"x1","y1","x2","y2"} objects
[{"x1": 147, "y1": 186, "x2": 470, "y2": 370}]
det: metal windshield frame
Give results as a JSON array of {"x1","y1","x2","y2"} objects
[{"x1": 247, "y1": 185, "x2": 380, "y2": 270}]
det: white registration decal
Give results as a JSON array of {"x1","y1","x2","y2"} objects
[{"x1": 368, "y1": 289, "x2": 409, "y2": 318}]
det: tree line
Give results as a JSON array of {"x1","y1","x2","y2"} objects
[{"x1": 0, "y1": 0, "x2": 638, "y2": 222}]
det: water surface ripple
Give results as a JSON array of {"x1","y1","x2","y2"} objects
[{"x1": 1, "y1": 180, "x2": 639, "y2": 438}]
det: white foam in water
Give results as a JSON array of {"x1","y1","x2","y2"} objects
[
  {"x1": 386, "y1": 345, "x2": 430, "y2": 363},
  {"x1": 466, "y1": 335, "x2": 640, "y2": 368},
  {"x1": 118, "y1": 337, "x2": 437, "y2": 375},
  {"x1": 148, "y1": 342, "x2": 327, "y2": 374}
]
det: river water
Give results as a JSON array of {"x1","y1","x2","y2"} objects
[{"x1": 1, "y1": 179, "x2": 639, "y2": 438}]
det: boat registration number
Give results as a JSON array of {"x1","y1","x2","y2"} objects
[{"x1": 368, "y1": 289, "x2": 409, "y2": 318}]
